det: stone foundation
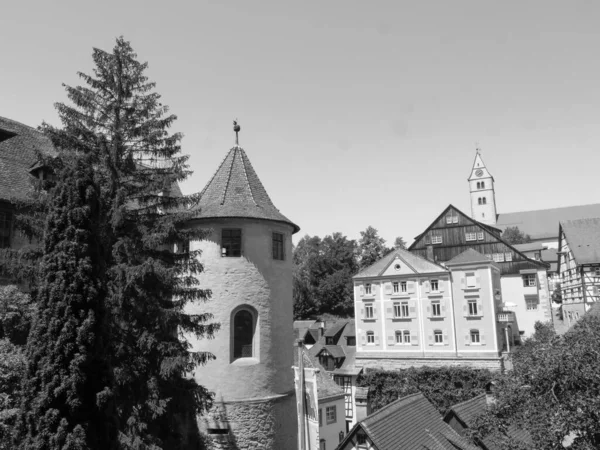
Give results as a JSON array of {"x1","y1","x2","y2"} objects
[{"x1": 357, "y1": 356, "x2": 504, "y2": 371}]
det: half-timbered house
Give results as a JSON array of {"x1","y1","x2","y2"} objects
[
  {"x1": 408, "y1": 204, "x2": 552, "y2": 337},
  {"x1": 558, "y1": 218, "x2": 600, "y2": 328}
]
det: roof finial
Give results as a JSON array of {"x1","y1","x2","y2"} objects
[
  {"x1": 475, "y1": 142, "x2": 481, "y2": 154},
  {"x1": 233, "y1": 119, "x2": 241, "y2": 146}
]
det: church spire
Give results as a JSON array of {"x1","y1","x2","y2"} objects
[{"x1": 468, "y1": 147, "x2": 498, "y2": 225}]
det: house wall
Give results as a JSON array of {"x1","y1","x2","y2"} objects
[
  {"x1": 318, "y1": 396, "x2": 346, "y2": 450},
  {"x1": 338, "y1": 430, "x2": 376, "y2": 450}
]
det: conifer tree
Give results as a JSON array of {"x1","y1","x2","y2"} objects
[
  {"x1": 16, "y1": 156, "x2": 118, "y2": 449},
  {"x1": 36, "y1": 37, "x2": 217, "y2": 448}
]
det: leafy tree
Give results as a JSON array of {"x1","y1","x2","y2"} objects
[
  {"x1": 293, "y1": 233, "x2": 358, "y2": 318},
  {"x1": 358, "y1": 226, "x2": 388, "y2": 269},
  {"x1": 0, "y1": 286, "x2": 35, "y2": 346},
  {"x1": 393, "y1": 236, "x2": 407, "y2": 250},
  {"x1": 22, "y1": 37, "x2": 217, "y2": 449},
  {"x1": 471, "y1": 318, "x2": 600, "y2": 449},
  {"x1": 502, "y1": 226, "x2": 532, "y2": 245},
  {"x1": 358, "y1": 366, "x2": 493, "y2": 416},
  {"x1": 0, "y1": 339, "x2": 25, "y2": 449}
]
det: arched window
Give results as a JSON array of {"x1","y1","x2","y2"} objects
[
  {"x1": 481, "y1": 181, "x2": 485, "y2": 189},
  {"x1": 233, "y1": 308, "x2": 255, "y2": 360},
  {"x1": 482, "y1": 197, "x2": 487, "y2": 205},
  {"x1": 478, "y1": 198, "x2": 482, "y2": 205},
  {"x1": 477, "y1": 182, "x2": 481, "y2": 189}
]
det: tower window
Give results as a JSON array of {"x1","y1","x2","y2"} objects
[
  {"x1": 478, "y1": 198, "x2": 482, "y2": 205},
  {"x1": 272, "y1": 232, "x2": 284, "y2": 260},
  {"x1": 222, "y1": 229, "x2": 241, "y2": 257},
  {"x1": 482, "y1": 197, "x2": 487, "y2": 205},
  {"x1": 233, "y1": 308, "x2": 255, "y2": 360},
  {"x1": 481, "y1": 181, "x2": 485, "y2": 189}
]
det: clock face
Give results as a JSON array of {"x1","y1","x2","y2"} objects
[{"x1": 475, "y1": 169, "x2": 484, "y2": 177}]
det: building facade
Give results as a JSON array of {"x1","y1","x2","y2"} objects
[
  {"x1": 186, "y1": 138, "x2": 299, "y2": 449},
  {"x1": 558, "y1": 218, "x2": 600, "y2": 328},
  {"x1": 353, "y1": 248, "x2": 512, "y2": 371}
]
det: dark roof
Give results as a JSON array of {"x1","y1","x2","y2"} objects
[
  {"x1": 191, "y1": 146, "x2": 299, "y2": 233},
  {"x1": 0, "y1": 116, "x2": 57, "y2": 203},
  {"x1": 332, "y1": 345, "x2": 362, "y2": 376},
  {"x1": 445, "y1": 248, "x2": 498, "y2": 267},
  {"x1": 320, "y1": 345, "x2": 346, "y2": 358},
  {"x1": 496, "y1": 204, "x2": 600, "y2": 241},
  {"x1": 560, "y1": 218, "x2": 600, "y2": 265},
  {"x1": 354, "y1": 247, "x2": 447, "y2": 279},
  {"x1": 323, "y1": 321, "x2": 347, "y2": 338},
  {"x1": 293, "y1": 347, "x2": 345, "y2": 402},
  {"x1": 346, "y1": 393, "x2": 478, "y2": 450}
]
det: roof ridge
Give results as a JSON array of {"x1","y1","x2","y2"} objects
[
  {"x1": 448, "y1": 393, "x2": 485, "y2": 412},
  {"x1": 239, "y1": 148, "x2": 257, "y2": 206},
  {"x1": 363, "y1": 392, "x2": 423, "y2": 423},
  {"x1": 221, "y1": 147, "x2": 237, "y2": 205},
  {"x1": 501, "y1": 202, "x2": 600, "y2": 216},
  {"x1": 0, "y1": 116, "x2": 42, "y2": 134}
]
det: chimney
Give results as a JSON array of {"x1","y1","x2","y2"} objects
[
  {"x1": 426, "y1": 245, "x2": 434, "y2": 262},
  {"x1": 355, "y1": 387, "x2": 371, "y2": 422}
]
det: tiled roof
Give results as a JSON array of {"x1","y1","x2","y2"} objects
[
  {"x1": 445, "y1": 249, "x2": 497, "y2": 267},
  {"x1": 355, "y1": 393, "x2": 478, "y2": 450},
  {"x1": 496, "y1": 204, "x2": 600, "y2": 240},
  {"x1": 332, "y1": 345, "x2": 362, "y2": 376},
  {"x1": 192, "y1": 146, "x2": 299, "y2": 233},
  {"x1": 513, "y1": 242, "x2": 545, "y2": 252},
  {"x1": 354, "y1": 247, "x2": 447, "y2": 279},
  {"x1": 323, "y1": 321, "x2": 347, "y2": 337},
  {"x1": 321, "y1": 345, "x2": 346, "y2": 358},
  {"x1": 561, "y1": 218, "x2": 600, "y2": 265},
  {"x1": 0, "y1": 116, "x2": 57, "y2": 203},
  {"x1": 293, "y1": 347, "x2": 345, "y2": 402}
]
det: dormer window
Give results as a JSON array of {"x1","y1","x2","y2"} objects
[
  {"x1": 222, "y1": 229, "x2": 241, "y2": 257},
  {"x1": 325, "y1": 337, "x2": 334, "y2": 345}
]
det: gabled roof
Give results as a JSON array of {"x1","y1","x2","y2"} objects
[
  {"x1": 293, "y1": 347, "x2": 345, "y2": 402},
  {"x1": 446, "y1": 249, "x2": 497, "y2": 267},
  {"x1": 323, "y1": 321, "x2": 347, "y2": 338},
  {"x1": 512, "y1": 242, "x2": 545, "y2": 253},
  {"x1": 0, "y1": 116, "x2": 57, "y2": 203},
  {"x1": 467, "y1": 151, "x2": 494, "y2": 182},
  {"x1": 341, "y1": 393, "x2": 478, "y2": 450},
  {"x1": 354, "y1": 247, "x2": 447, "y2": 279},
  {"x1": 319, "y1": 345, "x2": 346, "y2": 358},
  {"x1": 560, "y1": 218, "x2": 600, "y2": 265},
  {"x1": 496, "y1": 204, "x2": 600, "y2": 241},
  {"x1": 192, "y1": 145, "x2": 299, "y2": 233},
  {"x1": 332, "y1": 345, "x2": 361, "y2": 376}
]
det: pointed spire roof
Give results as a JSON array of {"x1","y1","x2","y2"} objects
[
  {"x1": 193, "y1": 146, "x2": 299, "y2": 233},
  {"x1": 467, "y1": 148, "x2": 494, "y2": 181}
]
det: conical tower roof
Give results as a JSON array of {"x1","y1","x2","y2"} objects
[{"x1": 193, "y1": 146, "x2": 299, "y2": 233}]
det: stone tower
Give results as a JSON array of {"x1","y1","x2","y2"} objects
[
  {"x1": 468, "y1": 149, "x2": 497, "y2": 225},
  {"x1": 187, "y1": 125, "x2": 299, "y2": 450}
]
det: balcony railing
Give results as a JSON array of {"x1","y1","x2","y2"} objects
[{"x1": 497, "y1": 312, "x2": 515, "y2": 323}]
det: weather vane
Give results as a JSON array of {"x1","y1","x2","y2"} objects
[{"x1": 233, "y1": 119, "x2": 241, "y2": 146}]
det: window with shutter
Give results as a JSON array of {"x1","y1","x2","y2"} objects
[
  {"x1": 464, "y1": 331, "x2": 471, "y2": 346},
  {"x1": 480, "y1": 331, "x2": 486, "y2": 345},
  {"x1": 443, "y1": 329, "x2": 449, "y2": 345},
  {"x1": 411, "y1": 332, "x2": 418, "y2": 345},
  {"x1": 409, "y1": 300, "x2": 417, "y2": 318},
  {"x1": 384, "y1": 283, "x2": 392, "y2": 295},
  {"x1": 407, "y1": 281, "x2": 415, "y2": 294},
  {"x1": 476, "y1": 300, "x2": 483, "y2": 315}
]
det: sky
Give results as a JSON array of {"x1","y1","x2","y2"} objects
[{"x1": 2, "y1": 0, "x2": 600, "y2": 246}]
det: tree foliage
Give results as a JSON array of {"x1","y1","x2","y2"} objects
[
  {"x1": 502, "y1": 226, "x2": 532, "y2": 245},
  {"x1": 393, "y1": 236, "x2": 407, "y2": 250},
  {"x1": 293, "y1": 233, "x2": 358, "y2": 319},
  {"x1": 471, "y1": 318, "x2": 600, "y2": 449},
  {"x1": 358, "y1": 366, "x2": 493, "y2": 416},
  {"x1": 14, "y1": 37, "x2": 217, "y2": 449},
  {"x1": 358, "y1": 226, "x2": 389, "y2": 270}
]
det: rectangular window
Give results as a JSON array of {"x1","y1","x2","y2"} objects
[
  {"x1": 505, "y1": 252, "x2": 513, "y2": 262},
  {"x1": 468, "y1": 300, "x2": 478, "y2": 316},
  {"x1": 465, "y1": 232, "x2": 477, "y2": 241},
  {"x1": 365, "y1": 304, "x2": 374, "y2": 319},
  {"x1": 466, "y1": 272, "x2": 476, "y2": 288},
  {"x1": 434, "y1": 330, "x2": 443, "y2": 344},
  {"x1": 431, "y1": 236, "x2": 443, "y2": 245},
  {"x1": 493, "y1": 253, "x2": 505, "y2": 262},
  {"x1": 272, "y1": 232, "x2": 284, "y2": 260},
  {"x1": 393, "y1": 303, "x2": 401, "y2": 318},
  {"x1": 430, "y1": 280, "x2": 439, "y2": 291},
  {"x1": 392, "y1": 282, "x2": 399, "y2": 293},
  {"x1": 401, "y1": 302, "x2": 409, "y2": 317},
  {"x1": 346, "y1": 336, "x2": 356, "y2": 346},
  {"x1": 526, "y1": 296, "x2": 539, "y2": 310},
  {"x1": 453, "y1": 215, "x2": 459, "y2": 224},
  {"x1": 400, "y1": 281, "x2": 407, "y2": 293},
  {"x1": 431, "y1": 301, "x2": 441, "y2": 317},
  {"x1": 365, "y1": 283, "x2": 372, "y2": 295},
  {"x1": 319, "y1": 409, "x2": 322, "y2": 427},
  {"x1": 477, "y1": 232, "x2": 484, "y2": 240},
  {"x1": 357, "y1": 434, "x2": 367, "y2": 445},
  {"x1": 470, "y1": 330, "x2": 480, "y2": 343},
  {"x1": 366, "y1": 332, "x2": 375, "y2": 343},
  {"x1": 523, "y1": 274, "x2": 536, "y2": 287},
  {"x1": 222, "y1": 229, "x2": 241, "y2": 257},
  {"x1": 403, "y1": 330, "x2": 411, "y2": 343},
  {"x1": 0, "y1": 210, "x2": 12, "y2": 249},
  {"x1": 395, "y1": 331, "x2": 402, "y2": 343},
  {"x1": 446, "y1": 215, "x2": 452, "y2": 224}
]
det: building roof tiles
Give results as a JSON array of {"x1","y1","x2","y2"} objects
[
  {"x1": 560, "y1": 218, "x2": 600, "y2": 265},
  {"x1": 354, "y1": 247, "x2": 447, "y2": 279}
]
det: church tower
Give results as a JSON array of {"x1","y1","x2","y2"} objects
[
  {"x1": 468, "y1": 148, "x2": 498, "y2": 225},
  {"x1": 186, "y1": 122, "x2": 299, "y2": 449}
]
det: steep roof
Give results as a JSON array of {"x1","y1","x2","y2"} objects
[
  {"x1": 467, "y1": 151, "x2": 494, "y2": 182},
  {"x1": 192, "y1": 146, "x2": 299, "y2": 233},
  {"x1": 0, "y1": 116, "x2": 57, "y2": 203},
  {"x1": 293, "y1": 347, "x2": 345, "y2": 402},
  {"x1": 345, "y1": 393, "x2": 478, "y2": 450},
  {"x1": 513, "y1": 242, "x2": 545, "y2": 253},
  {"x1": 446, "y1": 249, "x2": 498, "y2": 267},
  {"x1": 496, "y1": 204, "x2": 600, "y2": 241},
  {"x1": 323, "y1": 321, "x2": 347, "y2": 338},
  {"x1": 560, "y1": 218, "x2": 600, "y2": 265},
  {"x1": 354, "y1": 247, "x2": 447, "y2": 279}
]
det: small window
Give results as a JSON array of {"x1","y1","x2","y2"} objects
[
  {"x1": 325, "y1": 337, "x2": 334, "y2": 345},
  {"x1": 401, "y1": 301, "x2": 409, "y2": 317},
  {"x1": 222, "y1": 229, "x2": 241, "y2": 257},
  {"x1": 505, "y1": 252, "x2": 513, "y2": 262},
  {"x1": 470, "y1": 329, "x2": 480, "y2": 344},
  {"x1": 526, "y1": 296, "x2": 538, "y2": 310},
  {"x1": 366, "y1": 331, "x2": 374, "y2": 344},
  {"x1": 434, "y1": 330, "x2": 443, "y2": 344},
  {"x1": 393, "y1": 303, "x2": 401, "y2": 318},
  {"x1": 365, "y1": 283, "x2": 372, "y2": 295},
  {"x1": 357, "y1": 434, "x2": 367, "y2": 445},
  {"x1": 272, "y1": 232, "x2": 284, "y2": 260},
  {"x1": 430, "y1": 280, "x2": 439, "y2": 291},
  {"x1": 482, "y1": 197, "x2": 487, "y2": 205},
  {"x1": 465, "y1": 272, "x2": 476, "y2": 288},
  {"x1": 493, "y1": 253, "x2": 505, "y2": 262},
  {"x1": 478, "y1": 198, "x2": 482, "y2": 205},
  {"x1": 403, "y1": 330, "x2": 411, "y2": 343},
  {"x1": 465, "y1": 232, "x2": 477, "y2": 241},
  {"x1": 392, "y1": 282, "x2": 399, "y2": 293},
  {"x1": 431, "y1": 301, "x2": 441, "y2": 317},
  {"x1": 523, "y1": 274, "x2": 536, "y2": 287},
  {"x1": 431, "y1": 236, "x2": 443, "y2": 244},
  {"x1": 395, "y1": 330, "x2": 402, "y2": 343},
  {"x1": 476, "y1": 182, "x2": 481, "y2": 189},
  {"x1": 453, "y1": 215, "x2": 458, "y2": 224},
  {"x1": 346, "y1": 336, "x2": 356, "y2": 346},
  {"x1": 400, "y1": 281, "x2": 407, "y2": 293},
  {"x1": 233, "y1": 308, "x2": 255, "y2": 360},
  {"x1": 446, "y1": 215, "x2": 452, "y2": 224},
  {"x1": 365, "y1": 304, "x2": 374, "y2": 319},
  {"x1": 468, "y1": 300, "x2": 478, "y2": 316},
  {"x1": 319, "y1": 409, "x2": 322, "y2": 427},
  {"x1": 477, "y1": 232, "x2": 484, "y2": 240},
  {"x1": 0, "y1": 210, "x2": 12, "y2": 249},
  {"x1": 320, "y1": 439, "x2": 326, "y2": 450},
  {"x1": 481, "y1": 181, "x2": 485, "y2": 189}
]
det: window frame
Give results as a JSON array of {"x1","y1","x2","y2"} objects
[
  {"x1": 392, "y1": 282, "x2": 399, "y2": 294},
  {"x1": 470, "y1": 329, "x2": 480, "y2": 344},
  {"x1": 465, "y1": 232, "x2": 477, "y2": 241},
  {"x1": 222, "y1": 228, "x2": 242, "y2": 257},
  {"x1": 365, "y1": 304, "x2": 374, "y2": 319},
  {"x1": 403, "y1": 330, "x2": 411, "y2": 344},
  {"x1": 468, "y1": 299, "x2": 478, "y2": 316},
  {"x1": 272, "y1": 232, "x2": 285, "y2": 260},
  {"x1": 465, "y1": 272, "x2": 476, "y2": 288},
  {"x1": 430, "y1": 279, "x2": 439, "y2": 291},
  {"x1": 477, "y1": 232, "x2": 484, "y2": 240},
  {"x1": 400, "y1": 281, "x2": 407, "y2": 293},
  {"x1": 366, "y1": 331, "x2": 375, "y2": 344},
  {"x1": 231, "y1": 306, "x2": 257, "y2": 362},
  {"x1": 431, "y1": 301, "x2": 441, "y2": 317},
  {"x1": 365, "y1": 283, "x2": 372, "y2": 295},
  {"x1": 431, "y1": 235, "x2": 443, "y2": 245},
  {"x1": 523, "y1": 274, "x2": 537, "y2": 287},
  {"x1": 434, "y1": 330, "x2": 443, "y2": 344},
  {"x1": 326, "y1": 406, "x2": 337, "y2": 424},
  {"x1": 401, "y1": 301, "x2": 409, "y2": 318}
]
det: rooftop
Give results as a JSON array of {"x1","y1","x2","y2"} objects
[
  {"x1": 294, "y1": 347, "x2": 345, "y2": 402},
  {"x1": 354, "y1": 247, "x2": 447, "y2": 279},
  {"x1": 561, "y1": 218, "x2": 600, "y2": 265},
  {"x1": 445, "y1": 248, "x2": 498, "y2": 267}
]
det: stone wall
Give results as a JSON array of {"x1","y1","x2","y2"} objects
[{"x1": 357, "y1": 356, "x2": 504, "y2": 371}]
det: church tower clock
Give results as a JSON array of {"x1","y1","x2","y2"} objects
[{"x1": 468, "y1": 148, "x2": 498, "y2": 225}]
